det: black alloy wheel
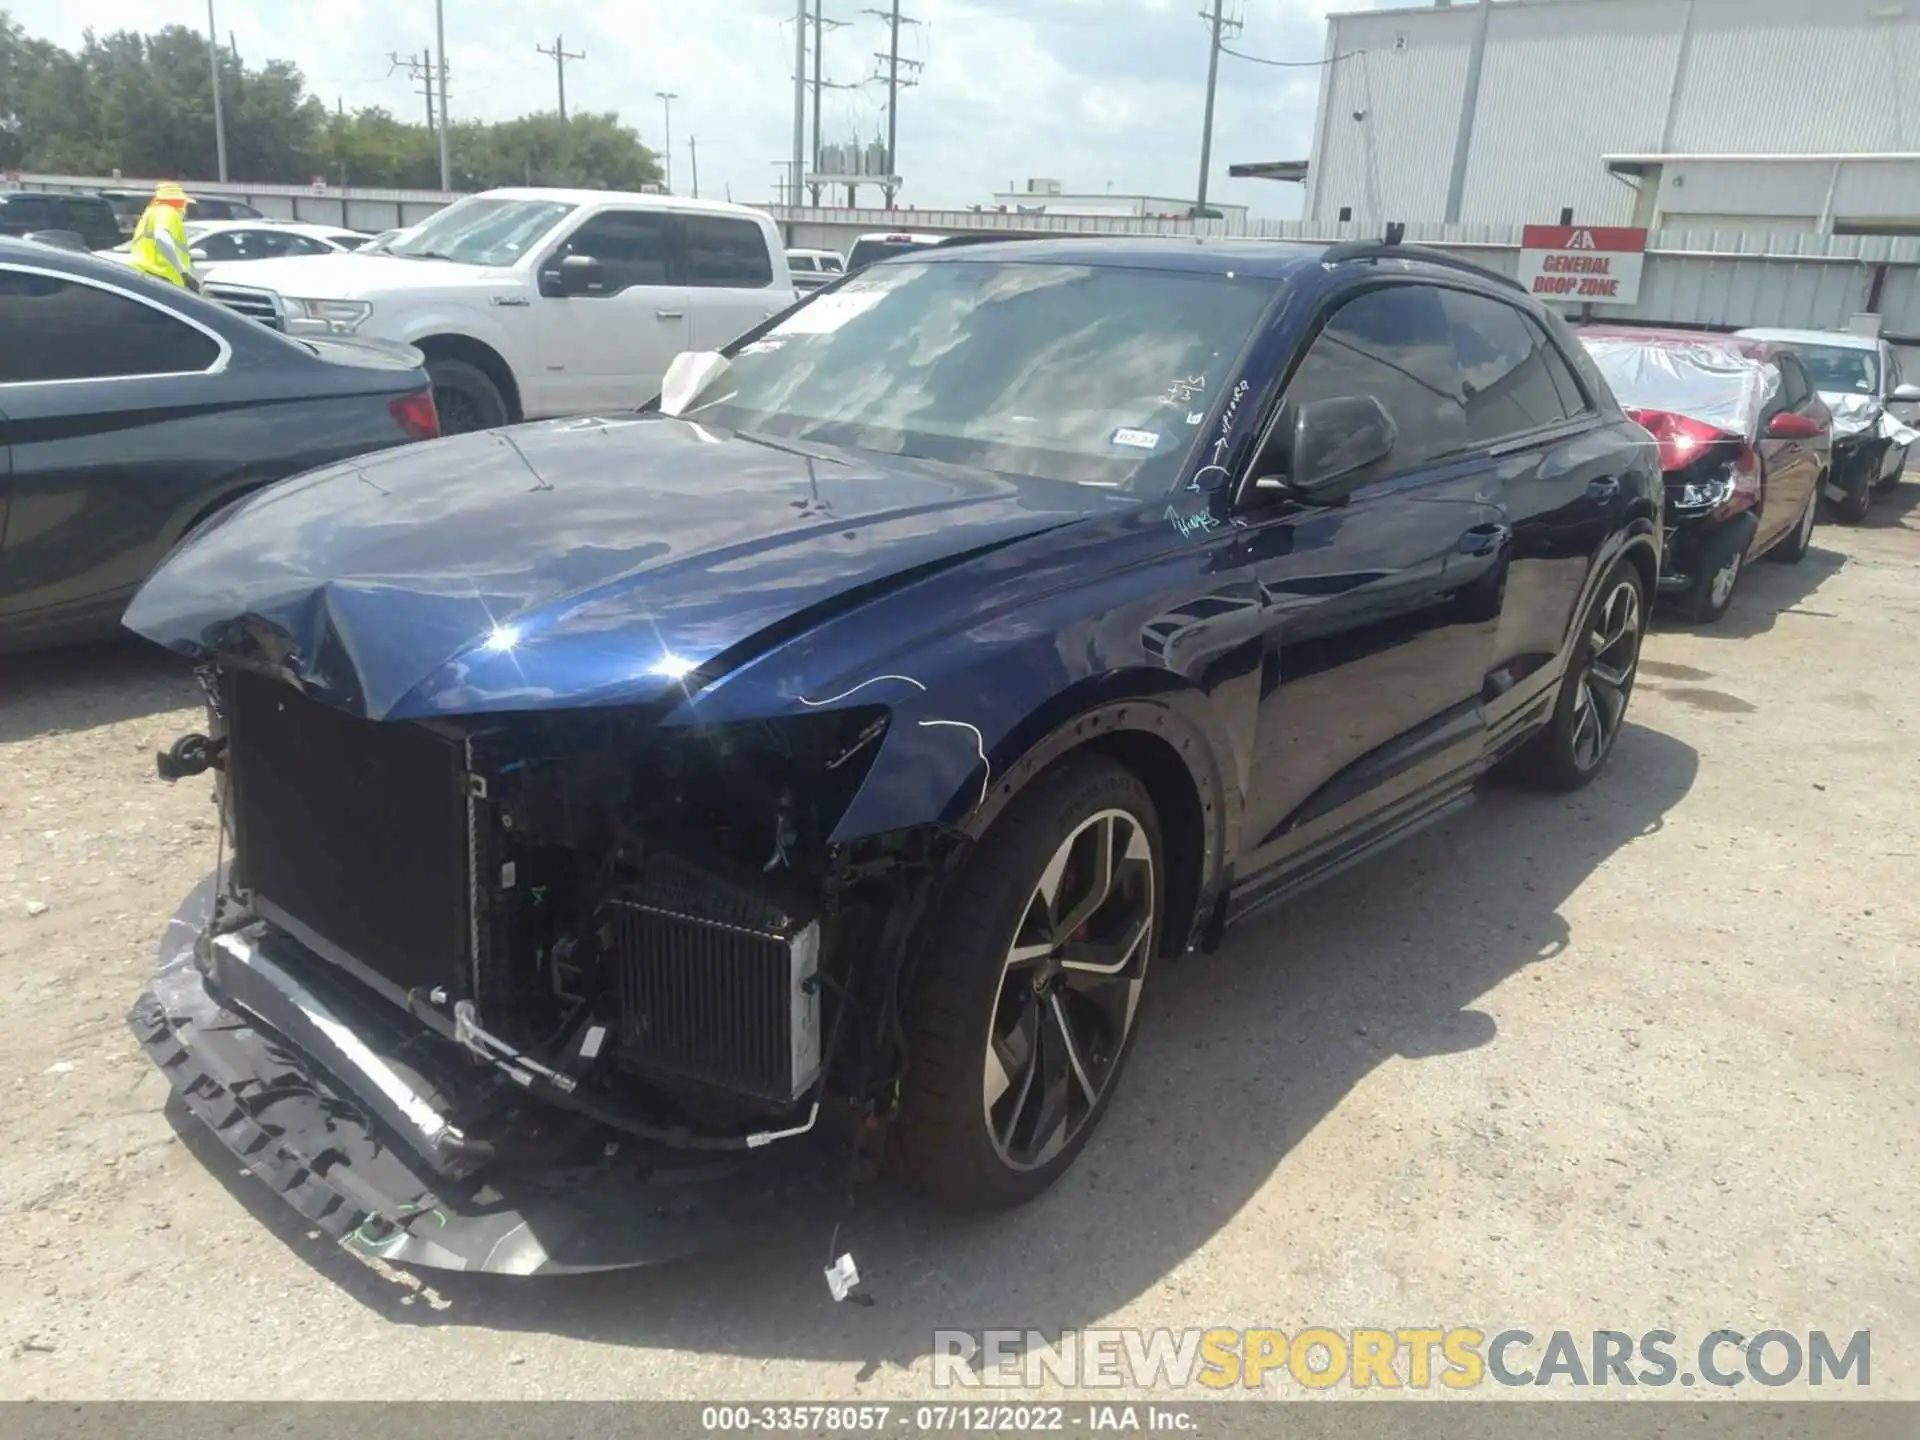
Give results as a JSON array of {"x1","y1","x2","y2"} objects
[
  {"x1": 1507, "y1": 558, "x2": 1646, "y2": 792},
  {"x1": 983, "y1": 806, "x2": 1155, "y2": 1174},
  {"x1": 896, "y1": 757, "x2": 1162, "y2": 1209}
]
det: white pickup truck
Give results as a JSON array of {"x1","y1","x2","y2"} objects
[{"x1": 198, "y1": 188, "x2": 798, "y2": 432}]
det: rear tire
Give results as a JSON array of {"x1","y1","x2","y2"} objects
[
  {"x1": 895, "y1": 757, "x2": 1162, "y2": 1210},
  {"x1": 424, "y1": 356, "x2": 508, "y2": 435},
  {"x1": 1767, "y1": 483, "x2": 1818, "y2": 564},
  {"x1": 1506, "y1": 559, "x2": 1645, "y2": 793}
]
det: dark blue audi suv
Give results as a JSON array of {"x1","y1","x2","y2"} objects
[{"x1": 125, "y1": 236, "x2": 1662, "y2": 1273}]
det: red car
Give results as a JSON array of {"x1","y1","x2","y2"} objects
[{"x1": 1579, "y1": 327, "x2": 1831, "y2": 622}]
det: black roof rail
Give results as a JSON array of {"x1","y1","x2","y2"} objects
[
  {"x1": 933, "y1": 230, "x2": 1096, "y2": 248},
  {"x1": 1320, "y1": 237, "x2": 1527, "y2": 294}
]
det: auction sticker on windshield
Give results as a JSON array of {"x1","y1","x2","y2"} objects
[
  {"x1": 1111, "y1": 427, "x2": 1162, "y2": 450},
  {"x1": 773, "y1": 290, "x2": 887, "y2": 336}
]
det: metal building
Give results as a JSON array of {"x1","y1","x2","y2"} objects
[{"x1": 1289, "y1": 0, "x2": 1920, "y2": 233}]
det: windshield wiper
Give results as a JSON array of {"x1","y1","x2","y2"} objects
[{"x1": 395, "y1": 248, "x2": 471, "y2": 263}]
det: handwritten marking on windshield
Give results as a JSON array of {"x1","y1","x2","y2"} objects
[{"x1": 1161, "y1": 374, "x2": 1208, "y2": 405}]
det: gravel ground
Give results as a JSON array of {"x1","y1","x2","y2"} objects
[{"x1": 1, "y1": 487, "x2": 1915, "y2": 1402}]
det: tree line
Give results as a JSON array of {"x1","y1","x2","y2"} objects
[{"x1": 0, "y1": 12, "x2": 662, "y2": 192}]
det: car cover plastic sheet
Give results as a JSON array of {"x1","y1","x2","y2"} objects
[{"x1": 1581, "y1": 337, "x2": 1778, "y2": 440}]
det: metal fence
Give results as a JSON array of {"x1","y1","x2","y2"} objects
[{"x1": 12, "y1": 171, "x2": 1919, "y2": 339}]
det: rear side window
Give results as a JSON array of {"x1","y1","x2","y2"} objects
[
  {"x1": 556, "y1": 211, "x2": 672, "y2": 293},
  {"x1": 821, "y1": 255, "x2": 844, "y2": 272},
  {"x1": 789, "y1": 254, "x2": 816, "y2": 272},
  {"x1": 1539, "y1": 333, "x2": 1591, "y2": 416},
  {"x1": 682, "y1": 215, "x2": 773, "y2": 288},
  {"x1": 0, "y1": 269, "x2": 220, "y2": 382},
  {"x1": 1281, "y1": 284, "x2": 1470, "y2": 469},
  {"x1": 0, "y1": 195, "x2": 54, "y2": 229},
  {"x1": 1440, "y1": 289, "x2": 1573, "y2": 442}
]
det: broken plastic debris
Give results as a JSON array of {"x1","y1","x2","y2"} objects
[
  {"x1": 44, "y1": 1061, "x2": 74, "y2": 1076},
  {"x1": 25, "y1": 901, "x2": 49, "y2": 918},
  {"x1": 824, "y1": 1252, "x2": 860, "y2": 1303}
]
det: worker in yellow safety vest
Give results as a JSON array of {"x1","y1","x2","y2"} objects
[{"x1": 128, "y1": 182, "x2": 196, "y2": 290}]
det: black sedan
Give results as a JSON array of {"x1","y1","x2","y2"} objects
[
  {"x1": 0, "y1": 238, "x2": 438, "y2": 652},
  {"x1": 126, "y1": 237, "x2": 1662, "y2": 1273}
]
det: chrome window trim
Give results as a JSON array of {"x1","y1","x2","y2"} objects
[{"x1": 0, "y1": 259, "x2": 235, "y2": 388}]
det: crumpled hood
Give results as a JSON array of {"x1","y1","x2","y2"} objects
[
  {"x1": 1822, "y1": 390, "x2": 1920, "y2": 444},
  {"x1": 198, "y1": 251, "x2": 504, "y2": 298},
  {"x1": 123, "y1": 415, "x2": 1089, "y2": 719}
]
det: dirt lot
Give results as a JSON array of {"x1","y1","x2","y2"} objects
[{"x1": 1, "y1": 489, "x2": 1916, "y2": 1402}]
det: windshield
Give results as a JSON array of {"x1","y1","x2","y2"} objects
[
  {"x1": 1794, "y1": 344, "x2": 1878, "y2": 396},
  {"x1": 385, "y1": 197, "x2": 575, "y2": 265},
  {"x1": 847, "y1": 237, "x2": 939, "y2": 271},
  {"x1": 679, "y1": 259, "x2": 1276, "y2": 491}
]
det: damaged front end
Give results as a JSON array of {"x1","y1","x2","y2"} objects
[{"x1": 131, "y1": 663, "x2": 960, "y2": 1274}]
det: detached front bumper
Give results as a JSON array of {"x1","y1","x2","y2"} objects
[{"x1": 129, "y1": 873, "x2": 832, "y2": 1275}]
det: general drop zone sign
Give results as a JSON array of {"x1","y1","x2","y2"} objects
[{"x1": 1517, "y1": 226, "x2": 1648, "y2": 305}]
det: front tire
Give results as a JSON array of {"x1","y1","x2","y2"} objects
[
  {"x1": 895, "y1": 757, "x2": 1162, "y2": 1210},
  {"x1": 1835, "y1": 477, "x2": 1874, "y2": 524},
  {"x1": 424, "y1": 356, "x2": 509, "y2": 435},
  {"x1": 1506, "y1": 559, "x2": 1645, "y2": 793},
  {"x1": 1677, "y1": 521, "x2": 1747, "y2": 623}
]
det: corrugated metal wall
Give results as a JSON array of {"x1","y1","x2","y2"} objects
[{"x1": 1313, "y1": 0, "x2": 1920, "y2": 229}]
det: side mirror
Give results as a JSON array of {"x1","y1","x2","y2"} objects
[
  {"x1": 1891, "y1": 382, "x2": 1920, "y2": 404},
  {"x1": 658, "y1": 350, "x2": 732, "y2": 417},
  {"x1": 1244, "y1": 395, "x2": 1397, "y2": 507},
  {"x1": 539, "y1": 253, "x2": 604, "y2": 298},
  {"x1": 1767, "y1": 411, "x2": 1823, "y2": 439}
]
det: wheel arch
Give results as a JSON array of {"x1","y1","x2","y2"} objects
[
  {"x1": 413, "y1": 332, "x2": 523, "y2": 422},
  {"x1": 955, "y1": 693, "x2": 1229, "y2": 959}
]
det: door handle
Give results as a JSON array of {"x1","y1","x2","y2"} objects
[
  {"x1": 1457, "y1": 522, "x2": 1512, "y2": 557},
  {"x1": 1586, "y1": 476, "x2": 1621, "y2": 502},
  {"x1": 655, "y1": 308, "x2": 685, "y2": 320}
]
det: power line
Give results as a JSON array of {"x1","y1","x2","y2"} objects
[
  {"x1": 863, "y1": 2, "x2": 921, "y2": 207},
  {"x1": 535, "y1": 34, "x2": 585, "y2": 123},
  {"x1": 1220, "y1": 43, "x2": 1365, "y2": 68}
]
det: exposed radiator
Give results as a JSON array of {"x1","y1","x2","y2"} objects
[
  {"x1": 227, "y1": 669, "x2": 470, "y2": 998},
  {"x1": 608, "y1": 898, "x2": 821, "y2": 1105}
]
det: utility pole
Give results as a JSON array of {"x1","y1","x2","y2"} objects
[
  {"x1": 1194, "y1": 0, "x2": 1241, "y2": 214},
  {"x1": 688, "y1": 135, "x2": 699, "y2": 198},
  {"x1": 656, "y1": 92, "x2": 678, "y2": 191},
  {"x1": 389, "y1": 51, "x2": 439, "y2": 134},
  {"x1": 791, "y1": 0, "x2": 807, "y2": 208},
  {"x1": 536, "y1": 35, "x2": 585, "y2": 123},
  {"x1": 434, "y1": 0, "x2": 451, "y2": 190},
  {"x1": 805, "y1": 1, "x2": 855, "y2": 205},
  {"x1": 206, "y1": 0, "x2": 228, "y2": 181},
  {"x1": 864, "y1": 2, "x2": 921, "y2": 207}
]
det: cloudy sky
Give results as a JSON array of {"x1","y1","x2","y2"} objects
[{"x1": 7, "y1": 0, "x2": 1372, "y2": 216}]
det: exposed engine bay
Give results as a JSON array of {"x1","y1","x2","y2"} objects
[{"x1": 134, "y1": 661, "x2": 962, "y2": 1272}]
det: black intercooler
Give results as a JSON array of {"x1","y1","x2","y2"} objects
[{"x1": 227, "y1": 669, "x2": 470, "y2": 998}]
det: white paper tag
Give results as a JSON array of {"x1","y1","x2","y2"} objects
[
  {"x1": 824, "y1": 1252, "x2": 860, "y2": 1302},
  {"x1": 579, "y1": 1024, "x2": 606, "y2": 1060},
  {"x1": 1111, "y1": 427, "x2": 1161, "y2": 450},
  {"x1": 774, "y1": 291, "x2": 885, "y2": 336}
]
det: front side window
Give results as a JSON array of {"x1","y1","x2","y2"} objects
[
  {"x1": 556, "y1": 211, "x2": 671, "y2": 292},
  {"x1": 682, "y1": 215, "x2": 772, "y2": 288},
  {"x1": 676, "y1": 259, "x2": 1277, "y2": 492},
  {"x1": 0, "y1": 269, "x2": 220, "y2": 383},
  {"x1": 1281, "y1": 284, "x2": 1470, "y2": 471},
  {"x1": 386, "y1": 196, "x2": 576, "y2": 266}
]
